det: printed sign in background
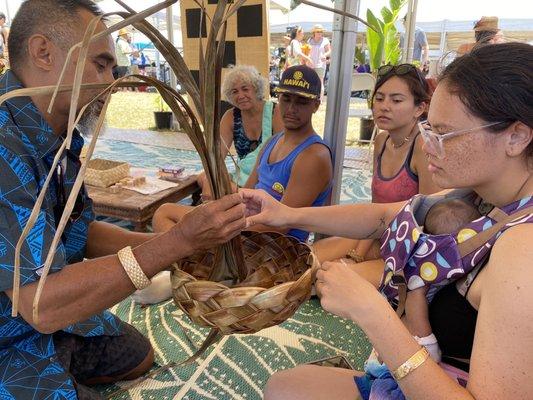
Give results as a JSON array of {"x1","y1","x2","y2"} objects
[{"x1": 180, "y1": 0, "x2": 271, "y2": 114}]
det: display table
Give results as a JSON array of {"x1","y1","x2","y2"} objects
[{"x1": 87, "y1": 175, "x2": 199, "y2": 231}]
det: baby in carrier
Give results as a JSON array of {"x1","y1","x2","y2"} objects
[
  {"x1": 403, "y1": 198, "x2": 481, "y2": 361},
  {"x1": 361, "y1": 191, "x2": 531, "y2": 398}
]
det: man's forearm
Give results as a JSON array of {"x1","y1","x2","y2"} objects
[
  {"x1": 86, "y1": 220, "x2": 153, "y2": 258},
  {"x1": 423, "y1": 46, "x2": 429, "y2": 63},
  {"x1": 9, "y1": 228, "x2": 190, "y2": 333}
]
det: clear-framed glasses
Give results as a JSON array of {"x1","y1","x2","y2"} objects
[{"x1": 418, "y1": 120, "x2": 505, "y2": 159}]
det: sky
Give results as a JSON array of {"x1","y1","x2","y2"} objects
[
  {"x1": 359, "y1": 0, "x2": 532, "y2": 22},
  {"x1": 3, "y1": 0, "x2": 532, "y2": 23}
]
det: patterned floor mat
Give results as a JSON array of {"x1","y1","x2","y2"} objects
[
  {"x1": 91, "y1": 138, "x2": 373, "y2": 399},
  {"x1": 97, "y1": 298, "x2": 372, "y2": 400}
]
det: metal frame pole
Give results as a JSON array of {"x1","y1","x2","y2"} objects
[
  {"x1": 402, "y1": 0, "x2": 418, "y2": 63},
  {"x1": 323, "y1": 0, "x2": 360, "y2": 205},
  {"x1": 4, "y1": 0, "x2": 10, "y2": 23},
  {"x1": 439, "y1": 19, "x2": 448, "y2": 54},
  {"x1": 154, "y1": 14, "x2": 162, "y2": 81},
  {"x1": 166, "y1": 4, "x2": 177, "y2": 90}
]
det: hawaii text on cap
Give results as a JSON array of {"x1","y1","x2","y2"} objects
[{"x1": 275, "y1": 65, "x2": 321, "y2": 99}]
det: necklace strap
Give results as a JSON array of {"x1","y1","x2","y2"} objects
[{"x1": 391, "y1": 124, "x2": 418, "y2": 149}]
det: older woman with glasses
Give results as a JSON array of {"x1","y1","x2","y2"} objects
[
  {"x1": 313, "y1": 63, "x2": 440, "y2": 282},
  {"x1": 242, "y1": 42, "x2": 533, "y2": 400}
]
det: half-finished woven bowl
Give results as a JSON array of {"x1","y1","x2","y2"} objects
[{"x1": 171, "y1": 231, "x2": 318, "y2": 335}]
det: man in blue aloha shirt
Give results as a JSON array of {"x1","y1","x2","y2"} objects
[{"x1": 0, "y1": 1, "x2": 246, "y2": 398}]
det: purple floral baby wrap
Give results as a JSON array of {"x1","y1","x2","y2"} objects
[{"x1": 379, "y1": 190, "x2": 533, "y2": 302}]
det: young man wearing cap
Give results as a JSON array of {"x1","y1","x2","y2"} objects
[
  {"x1": 308, "y1": 24, "x2": 331, "y2": 99},
  {"x1": 243, "y1": 65, "x2": 332, "y2": 242}
]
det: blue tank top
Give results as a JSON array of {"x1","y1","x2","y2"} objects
[{"x1": 255, "y1": 132, "x2": 331, "y2": 242}]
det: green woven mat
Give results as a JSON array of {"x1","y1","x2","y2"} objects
[{"x1": 98, "y1": 297, "x2": 371, "y2": 399}]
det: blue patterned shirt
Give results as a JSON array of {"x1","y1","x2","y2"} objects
[{"x1": 0, "y1": 71, "x2": 123, "y2": 399}]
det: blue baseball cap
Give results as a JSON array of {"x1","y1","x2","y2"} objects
[{"x1": 275, "y1": 65, "x2": 321, "y2": 99}]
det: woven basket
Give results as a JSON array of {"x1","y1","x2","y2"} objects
[
  {"x1": 84, "y1": 158, "x2": 130, "y2": 188},
  {"x1": 171, "y1": 231, "x2": 318, "y2": 335}
]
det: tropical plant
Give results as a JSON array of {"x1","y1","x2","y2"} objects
[
  {"x1": 365, "y1": 0, "x2": 407, "y2": 71},
  {"x1": 354, "y1": 46, "x2": 367, "y2": 66}
]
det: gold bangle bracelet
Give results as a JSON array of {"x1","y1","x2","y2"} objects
[
  {"x1": 392, "y1": 347, "x2": 429, "y2": 381},
  {"x1": 117, "y1": 246, "x2": 151, "y2": 290}
]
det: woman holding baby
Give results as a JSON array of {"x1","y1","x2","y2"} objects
[{"x1": 242, "y1": 42, "x2": 533, "y2": 399}]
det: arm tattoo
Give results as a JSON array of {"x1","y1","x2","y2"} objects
[{"x1": 363, "y1": 217, "x2": 386, "y2": 239}]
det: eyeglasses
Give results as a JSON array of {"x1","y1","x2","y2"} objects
[
  {"x1": 418, "y1": 120, "x2": 505, "y2": 159},
  {"x1": 377, "y1": 64, "x2": 426, "y2": 88}
]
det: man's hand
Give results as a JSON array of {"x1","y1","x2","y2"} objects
[{"x1": 171, "y1": 193, "x2": 246, "y2": 255}]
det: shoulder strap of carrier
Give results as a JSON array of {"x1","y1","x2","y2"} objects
[{"x1": 458, "y1": 206, "x2": 533, "y2": 257}]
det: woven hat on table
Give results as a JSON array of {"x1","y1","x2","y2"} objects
[{"x1": 171, "y1": 231, "x2": 318, "y2": 360}]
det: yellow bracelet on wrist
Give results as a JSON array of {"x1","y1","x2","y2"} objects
[{"x1": 392, "y1": 347, "x2": 429, "y2": 381}]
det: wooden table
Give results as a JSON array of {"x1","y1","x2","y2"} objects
[{"x1": 87, "y1": 176, "x2": 199, "y2": 231}]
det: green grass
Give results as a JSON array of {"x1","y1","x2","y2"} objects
[
  {"x1": 106, "y1": 91, "x2": 364, "y2": 145},
  {"x1": 106, "y1": 91, "x2": 160, "y2": 130}
]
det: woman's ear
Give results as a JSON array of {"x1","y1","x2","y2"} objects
[
  {"x1": 414, "y1": 101, "x2": 427, "y2": 120},
  {"x1": 506, "y1": 121, "x2": 533, "y2": 158}
]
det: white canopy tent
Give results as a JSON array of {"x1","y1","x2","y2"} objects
[
  {"x1": 270, "y1": 0, "x2": 337, "y2": 33},
  {"x1": 93, "y1": 0, "x2": 182, "y2": 47}
]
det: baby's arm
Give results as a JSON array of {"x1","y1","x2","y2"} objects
[
  {"x1": 403, "y1": 287, "x2": 432, "y2": 337},
  {"x1": 403, "y1": 287, "x2": 442, "y2": 362}
]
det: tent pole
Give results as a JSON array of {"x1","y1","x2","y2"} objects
[
  {"x1": 166, "y1": 4, "x2": 177, "y2": 90},
  {"x1": 402, "y1": 0, "x2": 418, "y2": 63},
  {"x1": 154, "y1": 14, "x2": 162, "y2": 81},
  {"x1": 4, "y1": 0, "x2": 10, "y2": 22},
  {"x1": 439, "y1": 19, "x2": 448, "y2": 54},
  {"x1": 323, "y1": 0, "x2": 360, "y2": 205}
]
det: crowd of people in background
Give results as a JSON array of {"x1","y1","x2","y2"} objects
[{"x1": 281, "y1": 24, "x2": 332, "y2": 99}]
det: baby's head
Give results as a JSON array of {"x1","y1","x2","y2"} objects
[{"x1": 424, "y1": 199, "x2": 481, "y2": 235}]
